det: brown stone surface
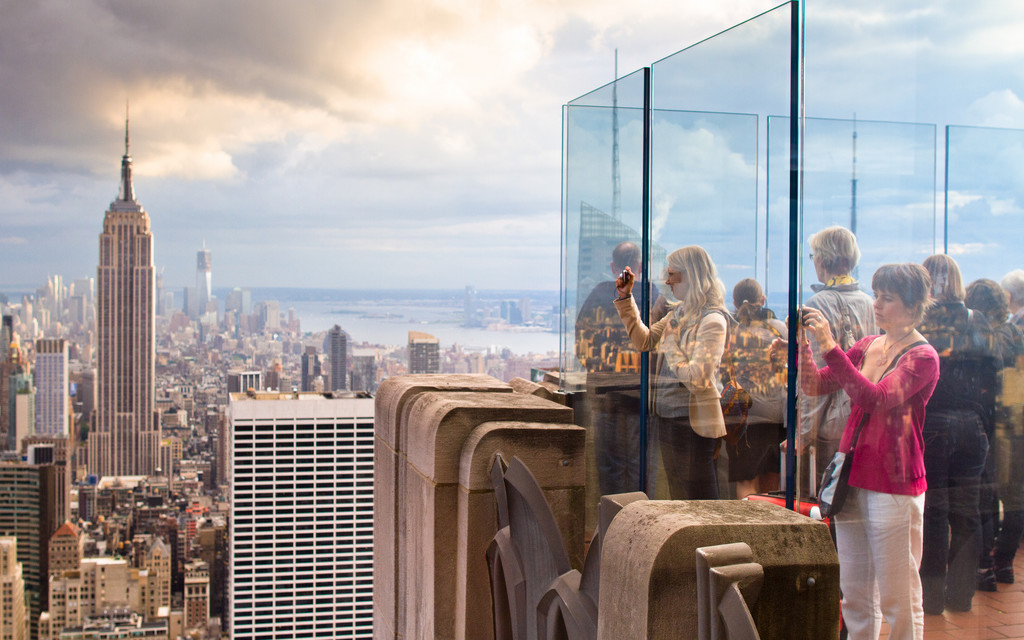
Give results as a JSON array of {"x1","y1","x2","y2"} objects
[
  {"x1": 375, "y1": 374, "x2": 511, "y2": 449},
  {"x1": 375, "y1": 376, "x2": 580, "y2": 640},
  {"x1": 507, "y1": 377, "x2": 565, "y2": 403},
  {"x1": 404, "y1": 391, "x2": 574, "y2": 484},
  {"x1": 374, "y1": 375, "x2": 511, "y2": 640},
  {"x1": 455, "y1": 420, "x2": 587, "y2": 639},
  {"x1": 597, "y1": 500, "x2": 840, "y2": 640}
]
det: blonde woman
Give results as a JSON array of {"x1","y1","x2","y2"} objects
[{"x1": 616, "y1": 245, "x2": 728, "y2": 499}]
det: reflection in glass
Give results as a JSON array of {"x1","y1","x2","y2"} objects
[
  {"x1": 918, "y1": 254, "x2": 1001, "y2": 613},
  {"x1": 613, "y1": 246, "x2": 728, "y2": 500}
]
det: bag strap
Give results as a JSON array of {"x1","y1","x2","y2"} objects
[{"x1": 849, "y1": 339, "x2": 928, "y2": 449}]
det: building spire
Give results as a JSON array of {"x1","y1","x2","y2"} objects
[{"x1": 117, "y1": 101, "x2": 135, "y2": 203}]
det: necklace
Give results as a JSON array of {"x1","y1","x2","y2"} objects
[{"x1": 875, "y1": 328, "x2": 915, "y2": 366}]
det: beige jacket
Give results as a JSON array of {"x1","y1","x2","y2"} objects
[{"x1": 614, "y1": 296, "x2": 727, "y2": 439}]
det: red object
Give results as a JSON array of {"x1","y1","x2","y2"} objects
[{"x1": 744, "y1": 491, "x2": 830, "y2": 527}]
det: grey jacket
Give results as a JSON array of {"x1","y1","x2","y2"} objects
[{"x1": 798, "y1": 282, "x2": 877, "y2": 446}]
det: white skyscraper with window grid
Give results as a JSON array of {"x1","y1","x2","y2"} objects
[{"x1": 228, "y1": 392, "x2": 374, "y2": 639}]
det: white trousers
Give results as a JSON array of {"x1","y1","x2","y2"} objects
[{"x1": 835, "y1": 486, "x2": 925, "y2": 640}]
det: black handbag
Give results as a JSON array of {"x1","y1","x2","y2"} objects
[{"x1": 818, "y1": 339, "x2": 927, "y2": 518}]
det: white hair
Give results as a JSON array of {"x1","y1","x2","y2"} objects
[{"x1": 1001, "y1": 269, "x2": 1024, "y2": 305}]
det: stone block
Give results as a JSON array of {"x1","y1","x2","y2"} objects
[
  {"x1": 374, "y1": 374, "x2": 510, "y2": 640},
  {"x1": 508, "y1": 377, "x2": 565, "y2": 403},
  {"x1": 456, "y1": 421, "x2": 587, "y2": 640},
  {"x1": 598, "y1": 500, "x2": 839, "y2": 640},
  {"x1": 404, "y1": 391, "x2": 574, "y2": 484},
  {"x1": 375, "y1": 374, "x2": 511, "y2": 450},
  {"x1": 399, "y1": 391, "x2": 574, "y2": 640}
]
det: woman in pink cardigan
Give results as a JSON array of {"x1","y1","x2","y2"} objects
[{"x1": 801, "y1": 263, "x2": 940, "y2": 640}]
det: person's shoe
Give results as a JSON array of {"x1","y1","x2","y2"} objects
[
  {"x1": 995, "y1": 561, "x2": 1015, "y2": 584},
  {"x1": 978, "y1": 566, "x2": 998, "y2": 592}
]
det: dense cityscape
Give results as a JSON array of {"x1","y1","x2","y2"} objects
[{"x1": 0, "y1": 128, "x2": 558, "y2": 639}]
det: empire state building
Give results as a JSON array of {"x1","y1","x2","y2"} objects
[{"x1": 90, "y1": 117, "x2": 159, "y2": 477}]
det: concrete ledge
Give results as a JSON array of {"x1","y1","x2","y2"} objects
[
  {"x1": 598, "y1": 500, "x2": 839, "y2": 640},
  {"x1": 374, "y1": 374, "x2": 511, "y2": 640},
  {"x1": 455, "y1": 421, "x2": 587, "y2": 640},
  {"x1": 375, "y1": 374, "x2": 511, "y2": 449},
  {"x1": 404, "y1": 391, "x2": 574, "y2": 484},
  {"x1": 508, "y1": 377, "x2": 564, "y2": 403}
]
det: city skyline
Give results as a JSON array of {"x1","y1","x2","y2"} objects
[{"x1": 0, "y1": 0, "x2": 806, "y2": 292}]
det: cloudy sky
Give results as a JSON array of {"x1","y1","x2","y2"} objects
[
  {"x1": 3, "y1": 0, "x2": 1023, "y2": 296},
  {"x1": 0, "y1": 0, "x2": 787, "y2": 292}
]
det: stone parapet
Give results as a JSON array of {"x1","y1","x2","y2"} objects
[
  {"x1": 373, "y1": 374, "x2": 578, "y2": 640},
  {"x1": 597, "y1": 500, "x2": 840, "y2": 640}
]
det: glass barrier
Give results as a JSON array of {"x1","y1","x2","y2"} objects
[
  {"x1": 800, "y1": 0, "x2": 1024, "y2": 621},
  {"x1": 562, "y1": 69, "x2": 649, "y2": 525},
  {"x1": 561, "y1": 0, "x2": 1024, "y2": 626},
  {"x1": 646, "y1": 3, "x2": 793, "y2": 501}
]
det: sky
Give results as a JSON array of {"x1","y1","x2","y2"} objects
[
  {"x1": 0, "y1": 0, "x2": 785, "y2": 293},
  {"x1": 3, "y1": 1, "x2": 1024, "y2": 297}
]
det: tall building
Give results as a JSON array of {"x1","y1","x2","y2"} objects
[
  {"x1": 229, "y1": 392, "x2": 375, "y2": 639},
  {"x1": 0, "y1": 463, "x2": 60, "y2": 639},
  {"x1": 463, "y1": 286, "x2": 480, "y2": 327},
  {"x1": 90, "y1": 117, "x2": 159, "y2": 478},
  {"x1": 0, "y1": 538, "x2": 26, "y2": 640},
  {"x1": 7, "y1": 340, "x2": 34, "y2": 453},
  {"x1": 350, "y1": 352, "x2": 377, "y2": 394},
  {"x1": 196, "y1": 244, "x2": 212, "y2": 317},
  {"x1": 408, "y1": 331, "x2": 440, "y2": 374},
  {"x1": 34, "y1": 339, "x2": 69, "y2": 438},
  {"x1": 300, "y1": 347, "x2": 321, "y2": 392},
  {"x1": 328, "y1": 325, "x2": 347, "y2": 391}
]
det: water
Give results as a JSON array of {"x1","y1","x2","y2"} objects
[{"x1": 260, "y1": 289, "x2": 561, "y2": 355}]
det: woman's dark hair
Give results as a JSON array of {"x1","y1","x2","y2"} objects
[
  {"x1": 871, "y1": 263, "x2": 932, "y2": 324},
  {"x1": 732, "y1": 278, "x2": 768, "y2": 325},
  {"x1": 966, "y1": 278, "x2": 1010, "y2": 325}
]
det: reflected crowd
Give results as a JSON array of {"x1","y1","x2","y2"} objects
[{"x1": 574, "y1": 228, "x2": 1024, "y2": 639}]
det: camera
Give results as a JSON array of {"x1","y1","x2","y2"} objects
[{"x1": 801, "y1": 308, "x2": 813, "y2": 326}]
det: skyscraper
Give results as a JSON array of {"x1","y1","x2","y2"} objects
[
  {"x1": 229, "y1": 391, "x2": 375, "y2": 639},
  {"x1": 328, "y1": 325, "x2": 347, "y2": 391},
  {"x1": 34, "y1": 338, "x2": 69, "y2": 438},
  {"x1": 300, "y1": 347, "x2": 321, "y2": 392},
  {"x1": 0, "y1": 462, "x2": 59, "y2": 640},
  {"x1": 196, "y1": 243, "x2": 212, "y2": 317},
  {"x1": 90, "y1": 116, "x2": 159, "y2": 477},
  {"x1": 408, "y1": 331, "x2": 440, "y2": 374}
]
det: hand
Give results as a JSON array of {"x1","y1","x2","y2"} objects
[
  {"x1": 801, "y1": 306, "x2": 837, "y2": 352},
  {"x1": 616, "y1": 266, "x2": 635, "y2": 298},
  {"x1": 768, "y1": 338, "x2": 788, "y2": 363}
]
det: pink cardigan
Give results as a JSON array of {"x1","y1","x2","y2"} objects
[{"x1": 801, "y1": 336, "x2": 940, "y2": 496}]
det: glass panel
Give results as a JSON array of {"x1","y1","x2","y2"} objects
[
  {"x1": 800, "y1": 0, "x2": 1024, "y2": 621},
  {"x1": 645, "y1": 3, "x2": 792, "y2": 500},
  {"x1": 946, "y1": 125, "x2": 1024, "y2": 283},
  {"x1": 562, "y1": 68, "x2": 648, "y2": 528}
]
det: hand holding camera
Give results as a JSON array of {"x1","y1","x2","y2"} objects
[{"x1": 616, "y1": 267, "x2": 635, "y2": 299}]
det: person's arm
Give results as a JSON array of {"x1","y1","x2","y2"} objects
[
  {"x1": 613, "y1": 295, "x2": 666, "y2": 352},
  {"x1": 663, "y1": 312, "x2": 726, "y2": 392},
  {"x1": 800, "y1": 341, "x2": 836, "y2": 396},
  {"x1": 821, "y1": 345, "x2": 939, "y2": 411}
]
